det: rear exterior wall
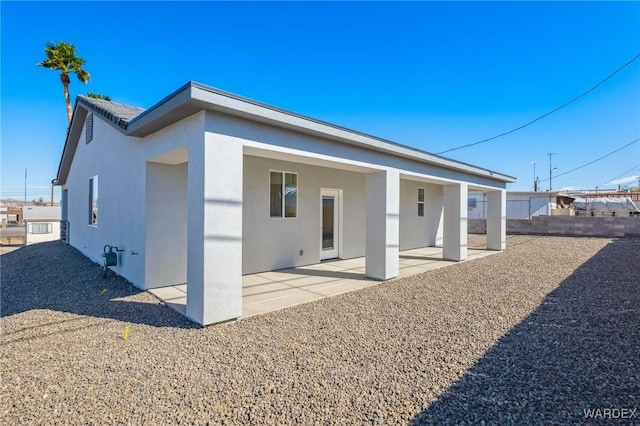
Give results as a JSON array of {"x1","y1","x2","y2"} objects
[{"x1": 242, "y1": 156, "x2": 366, "y2": 274}]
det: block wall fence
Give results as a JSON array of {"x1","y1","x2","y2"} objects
[{"x1": 468, "y1": 216, "x2": 640, "y2": 238}]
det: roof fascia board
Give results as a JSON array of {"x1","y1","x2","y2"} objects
[
  {"x1": 126, "y1": 82, "x2": 515, "y2": 183},
  {"x1": 62, "y1": 82, "x2": 515, "y2": 184},
  {"x1": 56, "y1": 102, "x2": 87, "y2": 185},
  {"x1": 126, "y1": 82, "x2": 195, "y2": 136},
  {"x1": 191, "y1": 84, "x2": 515, "y2": 183}
]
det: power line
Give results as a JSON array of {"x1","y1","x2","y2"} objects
[
  {"x1": 0, "y1": 193, "x2": 55, "y2": 196},
  {"x1": 437, "y1": 53, "x2": 640, "y2": 155},
  {"x1": 538, "y1": 137, "x2": 640, "y2": 183},
  {"x1": 599, "y1": 163, "x2": 640, "y2": 187}
]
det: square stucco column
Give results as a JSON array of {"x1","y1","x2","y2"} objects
[
  {"x1": 365, "y1": 170, "x2": 400, "y2": 280},
  {"x1": 486, "y1": 189, "x2": 506, "y2": 251},
  {"x1": 186, "y1": 134, "x2": 243, "y2": 326},
  {"x1": 443, "y1": 183, "x2": 468, "y2": 261},
  {"x1": 427, "y1": 185, "x2": 444, "y2": 247}
]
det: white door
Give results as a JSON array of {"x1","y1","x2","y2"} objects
[{"x1": 320, "y1": 189, "x2": 340, "y2": 260}]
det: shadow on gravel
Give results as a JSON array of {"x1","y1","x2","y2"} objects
[
  {"x1": 1, "y1": 241, "x2": 197, "y2": 329},
  {"x1": 411, "y1": 238, "x2": 640, "y2": 425}
]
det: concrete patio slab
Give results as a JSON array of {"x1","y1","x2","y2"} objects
[{"x1": 149, "y1": 245, "x2": 498, "y2": 322}]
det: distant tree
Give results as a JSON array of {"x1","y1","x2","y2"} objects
[
  {"x1": 32, "y1": 197, "x2": 46, "y2": 206},
  {"x1": 87, "y1": 93, "x2": 111, "y2": 101},
  {"x1": 37, "y1": 41, "x2": 90, "y2": 123}
]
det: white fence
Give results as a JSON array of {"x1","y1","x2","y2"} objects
[{"x1": 468, "y1": 196, "x2": 551, "y2": 220}]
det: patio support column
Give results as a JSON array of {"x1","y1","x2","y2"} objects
[
  {"x1": 443, "y1": 182, "x2": 468, "y2": 261},
  {"x1": 186, "y1": 133, "x2": 243, "y2": 325},
  {"x1": 427, "y1": 185, "x2": 444, "y2": 247},
  {"x1": 486, "y1": 189, "x2": 506, "y2": 250},
  {"x1": 365, "y1": 169, "x2": 400, "y2": 280}
]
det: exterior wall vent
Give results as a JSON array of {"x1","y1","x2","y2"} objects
[{"x1": 86, "y1": 113, "x2": 94, "y2": 143}]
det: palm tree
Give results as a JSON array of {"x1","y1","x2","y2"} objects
[
  {"x1": 87, "y1": 93, "x2": 111, "y2": 101},
  {"x1": 37, "y1": 41, "x2": 90, "y2": 123}
]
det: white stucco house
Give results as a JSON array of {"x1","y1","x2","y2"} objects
[
  {"x1": 23, "y1": 206, "x2": 61, "y2": 245},
  {"x1": 55, "y1": 82, "x2": 515, "y2": 325}
]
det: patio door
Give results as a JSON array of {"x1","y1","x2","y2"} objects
[{"x1": 321, "y1": 189, "x2": 340, "y2": 260}]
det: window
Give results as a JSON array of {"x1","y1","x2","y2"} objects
[
  {"x1": 468, "y1": 198, "x2": 477, "y2": 209},
  {"x1": 270, "y1": 171, "x2": 297, "y2": 218},
  {"x1": 89, "y1": 176, "x2": 98, "y2": 226},
  {"x1": 86, "y1": 114, "x2": 94, "y2": 143},
  {"x1": 418, "y1": 188, "x2": 425, "y2": 217},
  {"x1": 29, "y1": 223, "x2": 52, "y2": 234}
]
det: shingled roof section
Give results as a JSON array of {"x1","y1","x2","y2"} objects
[{"x1": 77, "y1": 95, "x2": 145, "y2": 130}]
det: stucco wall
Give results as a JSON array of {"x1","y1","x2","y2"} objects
[
  {"x1": 243, "y1": 156, "x2": 367, "y2": 274},
  {"x1": 64, "y1": 106, "x2": 508, "y2": 290},
  {"x1": 242, "y1": 158, "x2": 451, "y2": 274},
  {"x1": 145, "y1": 162, "x2": 188, "y2": 288},
  {"x1": 63, "y1": 111, "x2": 203, "y2": 287},
  {"x1": 399, "y1": 181, "x2": 443, "y2": 249},
  {"x1": 208, "y1": 112, "x2": 508, "y2": 190}
]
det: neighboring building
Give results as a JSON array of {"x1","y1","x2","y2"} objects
[
  {"x1": 573, "y1": 197, "x2": 639, "y2": 216},
  {"x1": 55, "y1": 81, "x2": 515, "y2": 325},
  {"x1": 1, "y1": 206, "x2": 25, "y2": 245},
  {"x1": 574, "y1": 190, "x2": 640, "y2": 216},
  {"x1": 584, "y1": 190, "x2": 640, "y2": 202},
  {"x1": 23, "y1": 206, "x2": 61, "y2": 245},
  {"x1": 1, "y1": 206, "x2": 23, "y2": 225},
  {"x1": 469, "y1": 191, "x2": 575, "y2": 219}
]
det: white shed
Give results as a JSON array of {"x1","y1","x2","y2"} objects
[
  {"x1": 23, "y1": 206, "x2": 61, "y2": 245},
  {"x1": 469, "y1": 191, "x2": 570, "y2": 219}
]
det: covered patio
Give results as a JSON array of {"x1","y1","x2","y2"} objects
[
  {"x1": 53, "y1": 82, "x2": 514, "y2": 327},
  {"x1": 149, "y1": 242, "x2": 498, "y2": 320},
  {"x1": 131, "y1": 83, "x2": 514, "y2": 326}
]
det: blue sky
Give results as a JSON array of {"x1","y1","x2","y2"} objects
[{"x1": 2, "y1": 1, "x2": 639, "y2": 201}]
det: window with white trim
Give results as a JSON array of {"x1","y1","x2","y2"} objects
[
  {"x1": 28, "y1": 223, "x2": 53, "y2": 234},
  {"x1": 270, "y1": 171, "x2": 297, "y2": 218},
  {"x1": 89, "y1": 176, "x2": 98, "y2": 226},
  {"x1": 418, "y1": 188, "x2": 425, "y2": 217}
]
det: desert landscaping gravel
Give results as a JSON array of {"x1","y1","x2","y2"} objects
[{"x1": 1, "y1": 235, "x2": 639, "y2": 425}]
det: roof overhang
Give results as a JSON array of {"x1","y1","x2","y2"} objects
[
  {"x1": 57, "y1": 81, "x2": 516, "y2": 185},
  {"x1": 56, "y1": 103, "x2": 88, "y2": 185},
  {"x1": 127, "y1": 82, "x2": 515, "y2": 183}
]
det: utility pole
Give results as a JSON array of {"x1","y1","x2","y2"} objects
[
  {"x1": 548, "y1": 152, "x2": 557, "y2": 191},
  {"x1": 24, "y1": 169, "x2": 27, "y2": 208},
  {"x1": 531, "y1": 161, "x2": 537, "y2": 191}
]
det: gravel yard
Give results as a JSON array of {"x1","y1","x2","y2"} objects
[{"x1": 1, "y1": 236, "x2": 638, "y2": 425}]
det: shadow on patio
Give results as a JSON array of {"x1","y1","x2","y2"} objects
[
  {"x1": 410, "y1": 238, "x2": 640, "y2": 424},
  {"x1": 1, "y1": 241, "x2": 197, "y2": 329},
  {"x1": 240, "y1": 245, "x2": 497, "y2": 318}
]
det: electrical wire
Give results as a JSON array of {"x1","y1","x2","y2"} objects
[
  {"x1": 538, "y1": 138, "x2": 640, "y2": 183},
  {"x1": 436, "y1": 53, "x2": 640, "y2": 155},
  {"x1": 599, "y1": 163, "x2": 640, "y2": 187}
]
